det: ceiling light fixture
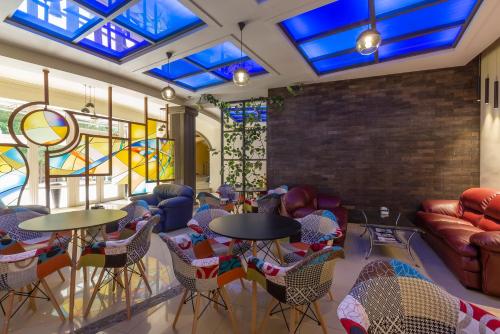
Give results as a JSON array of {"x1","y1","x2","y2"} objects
[
  {"x1": 161, "y1": 52, "x2": 176, "y2": 101},
  {"x1": 356, "y1": 0, "x2": 381, "y2": 55},
  {"x1": 233, "y1": 22, "x2": 250, "y2": 87}
]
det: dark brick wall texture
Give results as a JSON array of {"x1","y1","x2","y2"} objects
[{"x1": 268, "y1": 61, "x2": 480, "y2": 215}]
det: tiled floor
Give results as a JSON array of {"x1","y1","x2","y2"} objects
[{"x1": 5, "y1": 224, "x2": 500, "y2": 334}]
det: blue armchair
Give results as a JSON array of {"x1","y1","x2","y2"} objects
[{"x1": 130, "y1": 184, "x2": 194, "y2": 232}]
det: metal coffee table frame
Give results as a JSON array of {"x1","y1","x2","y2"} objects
[{"x1": 360, "y1": 210, "x2": 422, "y2": 266}]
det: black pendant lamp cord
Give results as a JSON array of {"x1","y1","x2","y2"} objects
[
  {"x1": 238, "y1": 22, "x2": 245, "y2": 65},
  {"x1": 166, "y1": 52, "x2": 173, "y2": 87}
]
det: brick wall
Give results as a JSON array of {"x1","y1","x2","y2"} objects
[{"x1": 268, "y1": 61, "x2": 480, "y2": 215}]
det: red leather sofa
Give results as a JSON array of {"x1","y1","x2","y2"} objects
[
  {"x1": 280, "y1": 185, "x2": 347, "y2": 246},
  {"x1": 415, "y1": 188, "x2": 500, "y2": 296}
]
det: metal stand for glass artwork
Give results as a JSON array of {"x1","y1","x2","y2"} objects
[{"x1": 361, "y1": 210, "x2": 421, "y2": 266}]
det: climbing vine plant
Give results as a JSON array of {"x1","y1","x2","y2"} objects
[{"x1": 199, "y1": 94, "x2": 284, "y2": 196}]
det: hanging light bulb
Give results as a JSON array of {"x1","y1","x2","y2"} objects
[
  {"x1": 356, "y1": 29, "x2": 381, "y2": 55},
  {"x1": 233, "y1": 22, "x2": 250, "y2": 87},
  {"x1": 356, "y1": 0, "x2": 381, "y2": 56},
  {"x1": 161, "y1": 52, "x2": 176, "y2": 101}
]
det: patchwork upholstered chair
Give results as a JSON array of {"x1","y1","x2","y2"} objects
[
  {"x1": 161, "y1": 233, "x2": 244, "y2": 334},
  {"x1": 187, "y1": 205, "x2": 250, "y2": 257},
  {"x1": 0, "y1": 239, "x2": 71, "y2": 333},
  {"x1": 0, "y1": 208, "x2": 69, "y2": 282},
  {"x1": 247, "y1": 246, "x2": 344, "y2": 333},
  {"x1": 337, "y1": 259, "x2": 500, "y2": 334},
  {"x1": 278, "y1": 210, "x2": 343, "y2": 264},
  {"x1": 196, "y1": 192, "x2": 222, "y2": 208},
  {"x1": 79, "y1": 215, "x2": 159, "y2": 319},
  {"x1": 98, "y1": 200, "x2": 151, "y2": 240}
]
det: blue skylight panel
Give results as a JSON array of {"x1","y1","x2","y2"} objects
[
  {"x1": 149, "y1": 59, "x2": 201, "y2": 80},
  {"x1": 114, "y1": 0, "x2": 204, "y2": 42},
  {"x1": 74, "y1": 0, "x2": 129, "y2": 16},
  {"x1": 174, "y1": 72, "x2": 226, "y2": 90},
  {"x1": 10, "y1": 0, "x2": 101, "y2": 41},
  {"x1": 78, "y1": 23, "x2": 150, "y2": 60},
  {"x1": 299, "y1": 25, "x2": 369, "y2": 60},
  {"x1": 187, "y1": 42, "x2": 243, "y2": 69},
  {"x1": 212, "y1": 59, "x2": 267, "y2": 80},
  {"x1": 280, "y1": 0, "x2": 369, "y2": 42},
  {"x1": 377, "y1": 0, "x2": 476, "y2": 41},
  {"x1": 312, "y1": 52, "x2": 375, "y2": 74},
  {"x1": 379, "y1": 26, "x2": 461, "y2": 61},
  {"x1": 375, "y1": 0, "x2": 430, "y2": 17}
]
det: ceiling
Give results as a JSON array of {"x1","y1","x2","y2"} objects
[{"x1": 0, "y1": 0, "x2": 499, "y2": 105}]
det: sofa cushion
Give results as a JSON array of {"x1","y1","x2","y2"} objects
[
  {"x1": 477, "y1": 196, "x2": 500, "y2": 231},
  {"x1": 459, "y1": 188, "x2": 498, "y2": 225},
  {"x1": 293, "y1": 207, "x2": 315, "y2": 218},
  {"x1": 438, "y1": 229, "x2": 478, "y2": 257},
  {"x1": 282, "y1": 187, "x2": 315, "y2": 216},
  {"x1": 416, "y1": 212, "x2": 473, "y2": 235}
]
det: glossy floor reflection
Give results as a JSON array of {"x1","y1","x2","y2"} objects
[{"x1": 5, "y1": 224, "x2": 500, "y2": 334}]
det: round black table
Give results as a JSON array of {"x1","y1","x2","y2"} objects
[
  {"x1": 209, "y1": 213, "x2": 301, "y2": 241},
  {"x1": 209, "y1": 213, "x2": 301, "y2": 334}
]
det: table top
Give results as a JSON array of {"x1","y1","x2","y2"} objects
[
  {"x1": 357, "y1": 209, "x2": 420, "y2": 232},
  {"x1": 19, "y1": 209, "x2": 127, "y2": 232},
  {"x1": 209, "y1": 213, "x2": 301, "y2": 241}
]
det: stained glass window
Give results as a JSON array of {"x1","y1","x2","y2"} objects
[{"x1": 0, "y1": 146, "x2": 28, "y2": 206}]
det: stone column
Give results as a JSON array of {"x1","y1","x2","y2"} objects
[{"x1": 171, "y1": 106, "x2": 198, "y2": 192}]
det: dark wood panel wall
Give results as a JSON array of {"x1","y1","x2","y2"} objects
[{"x1": 268, "y1": 60, "x2": 480, "y2": 214}]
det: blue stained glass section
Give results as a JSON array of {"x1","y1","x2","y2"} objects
[
  {"x1": 312, "y1": 52, "x2": 375, "y2": 74},
  {"x1": 174, "y1": 72, "x2": 226, "y2": 90},
  {"x1": 10, "y1": 0, "x2": 101, "y2": 41},
  {"x1": 79, "y1": 23, "x2": 151, "y2": 60},
  {"x1": 377, "y1": 0, "x2": 476, "y2": 41},
  {"x1": 379, "y1": 26, "x2": 461, "y2": 60},
  {"x1": 281, "y1": 0, "x2": 369, "y2": 42},
  {"x1": 228, "y1": 105, "x2": 267, "y2": 123},
  {"x1": 299, "y1": 25, "x2": 369, "y2": 60},
  {"x1": 375, "y1": 0, "x2": 430, "y2": 17},
  {"x1": 212, "y1": 59, "x2": 267, "y2": 80},
  {"x1": 187, "y1": 42, "x2": 244, "y2": 69},
  {"x1": 114, "y1": 0, "x2": 204, "y2": 42},
  {"x1": 149, "y1": 59, "x2": 201, "y2": 80},
  {"x1": 75, "y1": 0, "x2": 128, "y2": 16}
]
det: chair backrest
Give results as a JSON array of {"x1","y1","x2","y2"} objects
[
  {"x1": 116, "y1": 200, "x2": 151, "y2": 232},
  {"x1": 0, "y1": 209, "x2": 46, "y2": 242},
  {"x1": 284, "y1": 246, "x2": 343, "y2": 306},
  {"x1": 154, "y1": 184, "x2": 194, "y2": 200},
  {"x1": 294, "y1": 210, "x2": 340, "y2": 244},
  {"x1": 337, "y1": 259, "x2": 500, "y2": 334},
  {"x1": 217, "y1": 184, "x2": 237, "y2": 201},
  {"x1": 188, "y1": 206, "x2": 229, "y2": 239},
  {"x1": 126, "y1": 215, "x2": 159, "y2": 265},
  {"x1": 197, "y1": 192, "x2": 221, "y2": 208}
]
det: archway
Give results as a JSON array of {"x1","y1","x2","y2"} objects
[{"x1": 195, "y1": 132, "x2": 212, "y2": 192}]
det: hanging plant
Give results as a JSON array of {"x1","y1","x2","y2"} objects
[{"x1": 199, "y1": 94, "x2": 284, "y2": 195}]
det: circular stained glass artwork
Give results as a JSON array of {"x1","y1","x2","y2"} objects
[{"x1": 21, "y1": 110, "x2": 69, "y2": 146}]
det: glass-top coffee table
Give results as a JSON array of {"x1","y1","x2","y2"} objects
[{"x1": 357, "y1": 209, "x2": 422, "y2": 266}]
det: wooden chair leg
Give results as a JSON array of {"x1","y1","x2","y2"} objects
[
  {"x1": 289, "y1": 307, "x2": 297, "y2": 334},
  {"x1": 123, "y1": 267, "x2": 131, "y2": 320},
  {"x1": 239, "y1": 278, "x2": 246, "y2": 290},
  {"x1": 136, "y1": 261, "x2": 152, "y2": 294},
  {"x1": 91, "y1": 267, "x2": 98, "y2": 281},
  {"x1": 2, "y1": 291, "x2": 14, "y2": 334},
  {"x1": 57, "y1": 269, "x2": 65, "y2": 282},
  {"x1": 40, "y1": 279, "x2": 65, "y2": 322},
  {"x1": 259, "y1": 297, "x2": 277, "y2": 332},
  {"x1": 173, "y1": 288, "x2": 188, "y2": 328},
  {"x1": 212, "y1": 290, "x2": 219, "y2": 311},
  {"x1": 313, "y1": 301, "x2": 328, "y2": 334},
  {"x1": 192, "y1": 292, "x2": 202, "y2": 334},
  {"x1": 28, "y1": 284, "x2": 37, "y2": 311},
  {"x1": 219, "y1": 286, "x2": 239, "y2": 334},
  {"x1": 84, "y1": 268, "x2": 105, "y2": 318},
  {"x1": 327, "y1": 290, "x2": 334, "y2": 301},
  {"x1": 274, "y1": 240, "x2": 284, "y2": 264}
]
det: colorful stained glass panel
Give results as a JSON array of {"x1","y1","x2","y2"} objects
[
  {"x1": 158, "y1": 139, "x2": 174, "y2": 181},
  {"x1": 22, "y1": 110, "x2": 69, "y2": 146},
  {"x1": 0, "y1": 146, "x2": 28, "y2": 206}
]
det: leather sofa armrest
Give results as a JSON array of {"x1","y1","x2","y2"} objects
[
  {"x1": 317, "y1": 194, "x2": 341, "y2": 211},
  {"x1": 130, "y1": 193, "x2": 158, "y2": 206},
  {"x1": 158, "y1": 196, "x2": 193, "y2": 209},
  {"x1": 421, "y1": 199, "x2": 459, "y2": 217},
  {"x1": 470, "y1": 232, "x2": 500, "y2": 252}
]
